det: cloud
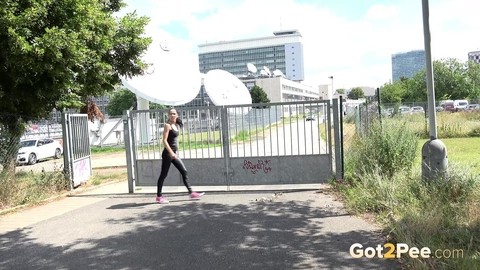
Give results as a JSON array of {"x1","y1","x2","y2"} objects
[{"x1": 123, "y1": 0, "x2": 479, "y2": 89}]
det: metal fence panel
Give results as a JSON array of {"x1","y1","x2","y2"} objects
[
  {"x1": 0, "y1": 114, "x2": 64, "y2": 175},
  {"x1": 62, "y1": 114, "x2": 92, "y2": 188},
  {"x1": 125, "y1": 100, "x2": 338, "y2": 191}
]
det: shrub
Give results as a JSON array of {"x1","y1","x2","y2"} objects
[
  {"x1": 345, "y1": 119, "x2": 418, "y2": 180},
  {"x1": 0, "y1": 167, "x2": 68, "y2": 210}
]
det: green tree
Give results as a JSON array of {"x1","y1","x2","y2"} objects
[
  {"x1": 380, "y1": 81, "x2": 405, "y2": 104},
  {"x1": 380, "y1": 58, "x2": 480, "y2": 104},
  {"x1": 107, "y1": 88, "x2": 167, "y2": 116},
  {"x1": 348, "y1": 87, "x2": 365, "y2": 100},
  {"x1": 404, "y1": 58, "x2": 473, "y2": 102},
  {"x1": 466, "y1": 61, "x2": 480, "y2": 100},
  {"x1": 149, "y1": 103, "x2": 167, "y2": 111},
  {"x1": 432, "y1": 58, "x2": 470, "y2": 100},
  {"x1": 336, "y1": 88, "x2": 345, "y2": 95},
  {"x1": 250, "y1": 85, "x2": 270, "y2": 104},
  {"x1": 402, "y1": 73, "x2": 427, "y2": 102},
  {"x1": 107, "y1": 88, "x2": 137, "y2": 116},
  {"x1": 0, "y1": 0, "x2": 151, "y2": 173}
]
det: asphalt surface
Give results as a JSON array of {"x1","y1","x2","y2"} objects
[{"x1": 0, "y1": 181, "x2": 401, "y2": 270}]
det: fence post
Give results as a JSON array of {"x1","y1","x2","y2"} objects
[
  {"x1": 220, "y1": 106, "x2": 231, "y2": 190},
  {"x1": 123, "y1": 110, "x2": 135, "y2": 193},
  {"x1": 332, "y1": 98, "x2": 342, "y2": 180},
  {"x1": 61, "y1": 113, "x2": 73, "y2": 190},
  {"x1": 327, "y1": 101, "x2": 333, "y2": 174}
]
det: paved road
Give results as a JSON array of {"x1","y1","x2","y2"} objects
[{"x1": 0, "y1": 182, "x2": 401, "y2": 270}]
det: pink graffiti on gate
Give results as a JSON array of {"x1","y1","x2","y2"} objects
[{"x1": 242, "y1": 159, "x2": 272, "y2": 174}]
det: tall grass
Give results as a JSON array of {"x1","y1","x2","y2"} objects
[
  {"x1": 338, "y1": 117, "x2": 480, "y2": 269},
  {"x1": 392, "y1": 111, "x2": 480, "y2": 138},
  {"x1": 345, "y1": 119, "x2": 418, "y2": 179},
  {"x1": 0, "y1": 167, "x2": 68, "y2": 210}
]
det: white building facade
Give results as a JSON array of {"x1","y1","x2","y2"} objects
[
  {"x1": 242, "y1": 77, "x2": 318, "y2": 103},
  {"x1": 198, "y1": 30, "x2": 305, "y2": 82}
]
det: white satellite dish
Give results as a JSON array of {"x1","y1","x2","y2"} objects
[
  {"x1": 204, "y1": 69, "x2": 252, "y2": 114},
  {"x1": 259, "y1": 70, "x2": 268, "y2": 77},
  {"x1": 121, "y1": 39, "x2": 201, "y2": 105},
  {"x1": 273, "y1": 69, "x2": 285, "y2": 77},
  {"x1": 263, "y1": 66, "x2": 271, "y2": 76},
  {"x1": 159, "y1": 40, "x2": 170, "y2": 51},
  {"x1": 247, "y1": 63, "x2": 257, "y2": 73}
]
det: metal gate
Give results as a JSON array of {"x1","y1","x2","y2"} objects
[
  {"x1": 62, "y1": 113, "x2": 92, "y2": 188},
  {"x1": 124, "y1": 100, "x2": 342, "y2": 193}
]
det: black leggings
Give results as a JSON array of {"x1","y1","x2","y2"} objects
[{"x1": 157, "y1": 150, "x2": 192, "y2": 196}]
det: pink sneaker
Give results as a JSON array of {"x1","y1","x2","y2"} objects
[
  {"x1": 190, "y1": 192, "x2": 205, "y2": 199},
  {"x1": 156, "y1": 196, "x2": 169, "y2": 204}
]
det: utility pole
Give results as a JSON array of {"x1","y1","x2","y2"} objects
[{"x1": 421, "y1": 0, "x2": 448, "y2": 181}]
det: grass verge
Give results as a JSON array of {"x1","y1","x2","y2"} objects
[{"x1": 336, "y1": 119, "x2": 480, "y2": 269}]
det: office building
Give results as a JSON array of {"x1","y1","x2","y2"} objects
[
  {"x1": 198, "y1": 30, "x2": 304, "y2": 82},
  {"x1": 468, "y1": 51, "x2": 480, "y2": 64},
  {"x1": 391, "y1": 50, "x2": 426, "y2": 81},
  {"x1": 241, "y1": 77, "x2": 317, "y2": 103},
  {"x1": 183, "y1": 30, "x2": 306, "y2": 108}
]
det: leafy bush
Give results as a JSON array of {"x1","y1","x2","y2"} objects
[
  {"x1": 338, "y1": 113, "x2": 480, "y2": 269},
  {"x1": 345, "y1": 119, "x2": 418, "y2": 180}
]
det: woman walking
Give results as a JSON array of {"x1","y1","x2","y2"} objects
[{"x1": 156, "y1": 108, "x2": 204, "y2": 204}]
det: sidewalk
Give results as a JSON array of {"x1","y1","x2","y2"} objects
[
  {"x1": 0, "y1": 180, "x2": 129, "y2": 234},
  {"x1": 0, "y1": 180, "x2": 401, "y2": 269}
]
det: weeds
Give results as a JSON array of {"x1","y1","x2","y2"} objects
[
  {"x1": 345, "y1": 119, "x2": 418, "y2": 180},
  {"x1": 338, "y1": 116, "x2": 480, "y2": 269},
  {"x1": 0, "y1": 167, "x2": 68, "y2": 210}
]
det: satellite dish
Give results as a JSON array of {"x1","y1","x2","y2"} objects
[
  {"x1": 259, "y1": 70, "x2": 268, "y2": 77},
  {"x1": 247, "y1": 63, "x2": 257, "y2": 73},
  {"x1": 159, "y1": 40, "x2": 170, "y2": 51},
  {"x1": 122, "y1": 39, "x2": 201, "y2": 105},
  {"x1": 263, "y1": 66, "x2": 271, "y2": 76},
  {"x1": 204, "y1": 69, "x2": 252, "y2": 114},
  {"x1": 273, "y1": 69, "x2": 285, "y2": 77}
]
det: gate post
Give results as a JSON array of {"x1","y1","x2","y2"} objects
[
  {"x1": 332, "y1": 98, "x2": 343, "y2": 180},
  {"x1": 123, "y1": 110, "x2": 135, "y2": 193},
  {"x1": 220, "y1": 106, "x2": 232, "y2": 190},
  {"x1": 61, "y1": 113, "x2": 73, "y2": 190}
]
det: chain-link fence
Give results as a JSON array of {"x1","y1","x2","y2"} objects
[
  {"x1": 1, "y1": 113, "x2": 68, "y2": 209},
  {"x1": 0, "y1": 114, "x2": 65, "y2": 176},
  {"x1": 342, "y1": 100, "x2": 480, "y2": 153}
]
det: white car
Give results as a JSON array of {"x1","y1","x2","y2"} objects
[
  {"x1": 17, "y1": 138, "x2": 63, "y2": 165},
  {"x1": 454, "y1": 100, "x2": 469, "y2": 111},
  {"x1": 468, "y1": 104, "x2": 480, "y2": 111},
  {"x1": 410, "y1": 106, "x2": 425, "y2": 114},
  {"x1": 398, "y1": 106, "x2": 410, "y2": 115}
]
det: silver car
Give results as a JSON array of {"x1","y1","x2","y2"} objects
[
  {"x1": 410, "y1": 106, "x2": 425, "y2": 114},
  {"x1": 17, "y1": 138, "x2": 63, "y2": 165}
]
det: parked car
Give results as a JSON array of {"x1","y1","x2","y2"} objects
[
  {"x1": 410, "y1": 106, "x2": 425, "y2": 114},
  {"x1": 398, "y1": 106, "x2": 410, "y2": 115},
  {"x1": 435, "y1": 106, "x2": 444, "y2": 112},
  {"x1": 467, "y1": 104, "x2": 480, "y2": 111},
  {"x1": 440, "y1": 100, "x2": 455, "y2": 112},
  {"x1": 17, "y1": 138, "x2": 63, "y2": 165},
  {"x1": 384, "y1": 108, "x2": 394, "y2": 117},
  {"x1": 454, "y1": 100, "x2": 469, "y2": 111},
  {"x1": 305, "y1": 115, "x2": 316, "y2": 121}
]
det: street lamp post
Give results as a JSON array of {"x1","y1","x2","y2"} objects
[
  {"x1": 328, "y1": 76, "x2": 334, "y2": 99},
  {"x1": 421, "y1": 0, "x2": 448, "y2": 181}
]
